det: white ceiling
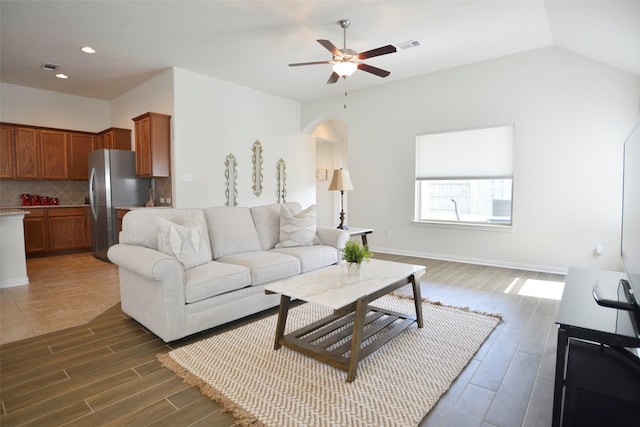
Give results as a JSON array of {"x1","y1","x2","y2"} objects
[{"x1": 1, "y1": 1, "x2": 639, "y2": 103}]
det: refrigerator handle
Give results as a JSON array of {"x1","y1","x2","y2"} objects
[{"x1": 89, "y1": 167, "x2": 98, "y2": 221}]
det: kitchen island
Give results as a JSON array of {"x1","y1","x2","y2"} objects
[{"x1": 0, "y1": 210, "x2": 29, "y2": 287}]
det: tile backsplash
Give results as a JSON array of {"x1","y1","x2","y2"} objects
[
  {"x1": 0, "y1": 178, "x2": 173, "y2": 207},
  {"x1": 0, "y1": 180, "x2": 89, "y2": 207}
]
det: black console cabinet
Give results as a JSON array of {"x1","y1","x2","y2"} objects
[{"x1": 553, "y1": 268, "x2": 640, "y2": 427}]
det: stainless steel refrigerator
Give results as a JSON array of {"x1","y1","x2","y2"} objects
[{"x1": 89, "y1": 149, "x2": 150, "y2": 261}]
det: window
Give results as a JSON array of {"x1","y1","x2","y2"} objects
[{"x1": 415, "y1": 125, "x2": 514, "y2": 226}]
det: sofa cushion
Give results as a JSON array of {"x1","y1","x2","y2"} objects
[
  {"x1": 271, "y1": 245, "x2": 338, "y2": 273},
  {"x1": 184, "y1": 261, "x2": 251, "y2": 303},
  {"x1": 250, "y1": 202, "x2": 301, "y2": 250},
  {"x1": 275, "y1": 204, "x2": 319, "y2": 248},
  {"x1": 218, "y1": 251, "x2": 300, "y2": 286},
  {"x1": 121, "y1": 208, "x2": 211, "y2": 255},
  {"x1": 155, "y1": 217, "x2": 212, "y2": 269},
  {"x1": 204, "y1": 207, "x2": 262, "y2": 259}
]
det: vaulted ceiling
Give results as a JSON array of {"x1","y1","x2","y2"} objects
[{"x1": 1, "y1": 1, "x2": 638, "y2": 102}]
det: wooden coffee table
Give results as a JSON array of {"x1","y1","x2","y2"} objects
[{"x1": 265, "y1": 259, "x2": 426, "y2": 382}]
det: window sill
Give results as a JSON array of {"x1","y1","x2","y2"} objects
[{"x1": 412, "y1": 220, "x2": 515, "y2": 233}]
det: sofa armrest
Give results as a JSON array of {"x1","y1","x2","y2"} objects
[
  {"x1": 316, "y1": 226, "x2": 350, "y2": 250},
  {"x1": 107, "y1": 243, "x2": 184, "y2": 281}
]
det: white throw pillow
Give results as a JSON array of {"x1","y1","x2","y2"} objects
[
  {"x1": 155, "y1": 217, "x2": 211, "y2": 269},
  {"x1": 276, "y1": 204, "x2": 318, "y2": 248}
]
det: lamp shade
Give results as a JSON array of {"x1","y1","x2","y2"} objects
[
  {"x1": 332, "y1": 61, "x2": 357, "y2": 77},
  {"x1": 328, "y1": 169, "x2": 354, "y2": 191}
]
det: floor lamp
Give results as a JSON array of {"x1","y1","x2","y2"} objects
[{"x1": 328, "y1": 168, "x2": 354, "y2": 230}]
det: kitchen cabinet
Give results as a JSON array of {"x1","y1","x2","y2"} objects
[
  {"x1": 47, "y1": 207, "x2": 88, "y2": 251},
  {"x1": 116, "y1": 208, "x2": 129, "y2": 234},
  {"x1": 21, "y1": 207, "x2": 91, "y2": 255},
  {"x1": 133, "y1": 112, "x2": 171, "y2": 177},
  {"x1": 68, "y1": 132, "x2": 95, "y2": 180},
  {"x1": 0, "y1": 125, "x2": 16, "y2": 178},
  {"x1": 15, "y1": 126, "x2": 40, "y2": 179},
  {"x1": 40, "y1": 130, "x2": 68, "y2": 179},
  {"x1": 23, "y1": 209, "x2": 46, "y2": 254},
  {"x1": 96, "y1": 128, "x2": 131, "y2": 151}
]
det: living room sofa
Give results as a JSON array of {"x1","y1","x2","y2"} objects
[{"x1": 107, "y1": 202, "x2": 349, "y2": 342}]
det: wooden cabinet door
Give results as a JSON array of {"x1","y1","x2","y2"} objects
[
  {"x1": 110, "y1": 128, "x2": 131, "y2": 150},
  {"x1": 0, "y1": 124, "x2": 16, "y2": 178},
  {"x1": 23, "y1": 209, "x2": 46, "y2": 253},
  {"x1": 40, "y1": 130, "x2": 68, "y2": 179},
  {"x1": 96, "y1": 128, "x2": 131, "y2": 151},
  {"x1": 47, "y1": 208, "x2": 87, "y2": 251},
  {"x1": 15, "y1": 127, "x2": 39, "y2": 179},
  {"x1": 85, "y1": 207, "x2": 92, "y2": 248},
  {"x1": 134, "y1": 116, "x2": 152, "y2": 176},
  {"x1": 133, "y1": 112, "x2": 170, "y2": 177},
  {"x1": 68, "y1": 132, "x2": 94, "y2": 180}
]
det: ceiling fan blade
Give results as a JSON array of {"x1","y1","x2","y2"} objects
[
  {"x1": 317, "y1": 39, "x2": 341, "y2": 56},
  {"x1": 357, "y1": 63, "x2": 391, "y2": 78},
  {"x1": 289, "y1": 61, "x2": 331, "y2": 67},
  {"x1": 326, "y1": 72, "x2": 340, "y2": 84},
  {"x1": 358, "y1": 44, "x2": 397, "y2": 60}
]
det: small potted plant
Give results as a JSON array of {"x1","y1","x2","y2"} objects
[{"x1": 341, "y1": 240, "x2": 373, "y2": 276}]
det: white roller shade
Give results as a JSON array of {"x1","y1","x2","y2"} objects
[{"x1": 416, "y1": 125, "x2": 514, "y2": 179}]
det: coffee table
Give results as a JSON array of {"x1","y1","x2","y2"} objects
[{"x1": 264, "y1": 259, "x2": 426, "y2": 382}]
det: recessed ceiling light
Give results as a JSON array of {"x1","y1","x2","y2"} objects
[
  {"x1": 55, "y1": 73, "x2": 68, "y2": 79},
  {"x1": 80, "y1": 46, "x2": 96, "y2": 54}
]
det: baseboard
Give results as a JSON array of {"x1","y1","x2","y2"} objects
[
  {"x1": 1, "y1": 276, "x2": 30, "y2": 288},
  {"x1": 370, "y1": 246, "x2": 568, "y2": 275}
]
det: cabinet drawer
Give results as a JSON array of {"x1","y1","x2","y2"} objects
[
  {"x1": 23, "y1": 208, "x2": 45, "y2": 217},
  {"x1": 47, "y1": 207, "x2": 86, "y2": 217}
]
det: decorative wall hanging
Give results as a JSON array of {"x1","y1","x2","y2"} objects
[
  {"x1": 277, "y1": 158, "x2": 287, "y2": 203},
  {"x1": 252, "y1": 140, "x2": 263, "y2": 197},
  {"x1": 316, "y1": 168, "x2": 328, "y2": 181},
  {"x1": 225, "y1": 154, "x2": 238, "y2": 207}
]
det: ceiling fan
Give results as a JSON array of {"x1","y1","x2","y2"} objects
[{"x1": 289, "y1": 19, "x2": 397, "y2": 84}]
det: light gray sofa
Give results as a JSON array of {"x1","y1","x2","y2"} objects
[{"x1": 107, "y1": 202, "x2": 349, "y2": 342}]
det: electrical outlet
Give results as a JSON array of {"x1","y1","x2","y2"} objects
[
  {"x1": 166, "y1": 197, "x2": 171, "y2": 205},
  {"x1": 384, "y1": 230, "x2": 391, "y2": 237},
  {"x1": 160, "y1": 197, "x2": 165, "y2": 204}
]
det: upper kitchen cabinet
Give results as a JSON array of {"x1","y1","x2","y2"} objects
[
  {"x1": 133, "y1": 112, "x2": 171, "y2": 177},
  {"x1": 96, "y1": 127, "x2": 131, "y2": 151},
  {"x1": 15, "y1": 126, "x2": 40, "y2": 179},
  {"x1": 40, "y1": 129, "x2": 68, "y2": 179},
  {"x1": 68, "y1": 132, "x2": 95, "y2": 180},
  {"x1": 0, "y1": 125, "x2": 16, "y2": 178}
]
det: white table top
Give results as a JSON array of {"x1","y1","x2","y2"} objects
[{"x1": 265, "y1": 259, "x2": 425, "y2": 310}]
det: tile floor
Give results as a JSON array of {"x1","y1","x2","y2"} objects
[{"x1": 0, "y1": 252, "x2": 120, "y2": 345}]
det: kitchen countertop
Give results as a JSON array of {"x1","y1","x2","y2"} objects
[
  {"x1": 0, "y1": 210, "x2": 28, "y2": 216},
  {"x1": 0, "y1": 205, "x2": 89, "y2": 209}
]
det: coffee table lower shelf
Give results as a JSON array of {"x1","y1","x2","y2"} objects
[{"x1": 275, "y1": 302, "x2": 418, "y2": 382}]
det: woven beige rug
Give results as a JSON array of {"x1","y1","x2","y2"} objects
[{"x1": 158, "y1": 295, "x2": 500, "y2": 427}]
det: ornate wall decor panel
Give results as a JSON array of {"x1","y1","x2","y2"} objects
[
  {"x1": 277, "y1": 158, "x2": 287, "y2": 203},
  {"x1": 225, "y1": 154, "x2": 238, "y2": 207},
  {"x1": 252, "y1": 140, "x2": 263, "y2": 197}
]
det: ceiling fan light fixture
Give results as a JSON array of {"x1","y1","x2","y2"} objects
[{"x1": 332, "y1": 61, "x2": 357, "y2": 77}]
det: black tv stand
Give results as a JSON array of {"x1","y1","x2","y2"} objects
[{"x1": 553, "y1": 268, "x2": 640, "y2": 427}]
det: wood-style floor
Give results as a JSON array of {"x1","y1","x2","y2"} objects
[{"x1": 0, "y1": 252, "x2": 565, "y2": 426}]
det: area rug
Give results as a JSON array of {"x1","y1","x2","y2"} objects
[{"x1": 158, "y1": 295, "x2": 500, "y2": 427}]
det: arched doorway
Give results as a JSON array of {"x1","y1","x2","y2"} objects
[{"x1": 305, "y1": 118, "x2": 348, "y2": 227}]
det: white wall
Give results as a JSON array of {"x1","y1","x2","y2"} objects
[
  {"x1": 0, "y1": 82, "x2": 110, "y2": 131},
  {"x1": 110, "y1": 69, "x2": 175, "y2": 148},
  {"x1": 172, "y1": 68, "x2": 311, "y2": 208},
  {"x1": 302, "y1": 47, "x2": 640, "y2": 273}
]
